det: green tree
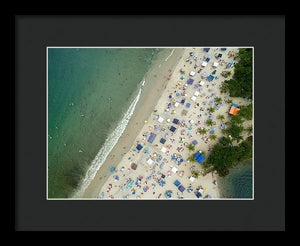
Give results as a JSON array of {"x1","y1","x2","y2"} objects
[
  {"x1": 245, "y1": 125, "x2": 253, "y2": 136},
  {"x1": 225, "y1": 123, "x2": 244, "y2": 142},
  {"x1": 206, "y1": 119, "x2": 214, "y2": 127},
  {"x1": 188, "y1": 156, "x2": 197, "y2": 163},
  {"x1": 187, "y1": 143, "x2": 195, "y2": 152},
  {"x1": 231, "y1": 115, "x2": 245, "y2": 125},
  {"x1": 217, "y1": 114, "x2": 225, "y2": 121},
  {"x1": 198, "y1": 128, "x2": 207, "y2": 135},
  {"x1": 208, "y1": 107, "x2": 215, "y2": 113},
  {"x1": 203, "y1": 136, "x2": 252, "y2": 177},
  {"x1": 219, "y1": 136, "x2": 233, "y2": 146},
  {"x1": 223, "y1": 48, "x2": 253, "y2": 99},
  {"x1": 191, "y1": 170, "x2": 200, "y2": 178},
  {"x1": 215, "y1": 97, "x2": 222, "y2": 104},
  {"x1": 239, "y1": 103, "x2": 253, "y2": 120},
  {"x1": 210, "y1": 134, "x2": 217, "y2": 140}
]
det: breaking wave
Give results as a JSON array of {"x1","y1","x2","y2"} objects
[{"x1": 73, "y1": 81, "x2": 144, "y2": 197}]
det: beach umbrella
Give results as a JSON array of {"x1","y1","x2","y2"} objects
[
  {"x1": 110, "y1": 167, "x2": 114, "y2": 172},
  {"x1": 168, "y1": 76, "x2": 171, "y2": 80},
  {"x1": 201, "y1": 72, "x2": 207, "y2": 78},
  {"x1": 169, "y1": 95, "x2": 172, "y2": 98}
]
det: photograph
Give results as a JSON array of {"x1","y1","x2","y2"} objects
[{"x1": 47, "y1": 47, "x2": 254, "y2": 200}]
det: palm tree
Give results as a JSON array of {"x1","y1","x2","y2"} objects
[
  {"x1": 201, "y1": 151, "x2": 206, "y2": 156},
  {"x1": 208, "y1": 107, "x2": 215, "y2": 113},
  {"x1": 210, "y1": 134, "x2": 217, "y2": 140},
  {"x1": 187, "y1": 143, "x2": 195, "y2": 152},
  {"x1": 246, "y1": 125, "x2": 253, "y2": 136},
  {"x1": 206, "y1": 119, "x2": 214, "y2": 127},
  {"x1": 231, "y1": 115, "x2": 244, "y2": 125},
  {"x1": 226, "y1": 71, "x2": 232, "y2": 77},
  {"x1": 188, "y1": 156, "x2": 197, "y2": 163},
  {"x1": 227, "y1": 99, "x2": 233, "y2": 104},
  {"x1": 191, "y1": 170, "x2": 200, "y2": 178},
  {"x1": 198, "y1": 128, "x2": 207, "y2": 135},
  {"x1": 215, "y1": 97, "x2": 222, "y2": 104},
  {"x1": 236, "y1": 135, "x2": 244, "y2": 143},
  {"x1": 217, "y1": 114, "x2": 225, "y2": 121}
]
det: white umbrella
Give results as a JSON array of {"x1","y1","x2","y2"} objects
[
  {"x1": 171, "y1": 167, "x2": 178, "y2": 173},
  {"x1": 213, "y1": 62, "x2": 219, "y2": 67},
  {"x1": 161, "y1": 147, "x2": 167, "y2": 153},
  {"x1": 158, "y1": 116, "x2": 164, "y2": 123},
  {"x1": 147, "y1": 159, "x2": 154, "y2": 165}
]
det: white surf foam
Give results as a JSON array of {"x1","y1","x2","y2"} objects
[
  {"x1": 165, "y1": 48, "x2": 175, "y2": 62},
  {"x1": 73, "y1": 83, "x2": 143, "y2": 198}
]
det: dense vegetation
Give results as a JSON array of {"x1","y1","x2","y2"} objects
[
  {"x1": 223, "y1": 115, "x2": 245, "y2": 143},
  {"x1": 238, "y1": 103, "x2": 253, "y2": 120},
  {"x1": 223, "y1": 48, "x2": 253, "y2": 99},
  {"x1": 203, "y1": 136, "x2": 252, "y2": 177},
  {"x1": 199, "y1": 49, "x2": 253, "y2": 177}
]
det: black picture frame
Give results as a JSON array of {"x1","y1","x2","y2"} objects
[{"x1": 14, "y1": 14, "x2": 285, "y2": 231}]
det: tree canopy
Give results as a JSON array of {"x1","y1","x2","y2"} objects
[
  {"x1": 223, "y1": 48, "x2": 253, "y2": 99},
  {"x1": 203, "y1": 136, "x2": 252, "y2": 177}
]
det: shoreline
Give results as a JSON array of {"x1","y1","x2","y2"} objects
[
  {"x1": 71, "y1": 47, "x2": 252, "y2": 199},
  {"x1": 217, "y1": 158, "x2": 253, "y2": 198},
  {"x1": 76, "y1": 48, "x2": 185, "y2": 198}
]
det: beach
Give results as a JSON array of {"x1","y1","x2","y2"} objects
[{"x1": 73, "y1": 47, "x2": 252, "y2": 199}]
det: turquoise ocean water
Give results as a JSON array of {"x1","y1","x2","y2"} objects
[
  {"x1": 218, "y1": 159, "x2": 253, "y2": 199},
  {"x1": 47, "y1": 47, "x2": 166, "y2": 198}
]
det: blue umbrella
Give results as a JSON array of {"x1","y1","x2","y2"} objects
[{"x1": 110, "y1": 167, "x2": 114, "y2": 172}]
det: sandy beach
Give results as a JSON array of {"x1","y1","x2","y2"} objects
[{"x1": 75, "y1": 47, "x2": 252, "y2": 199}]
